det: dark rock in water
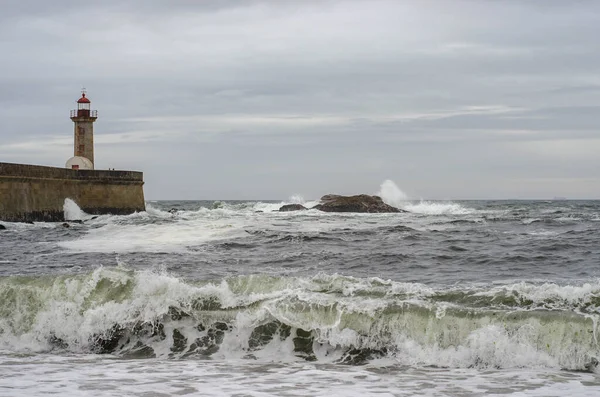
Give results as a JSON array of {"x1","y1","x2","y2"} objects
[
  {"x1": 90, "y1": 216, "x2": 99, "y2": 220},
  {"x1": 168, "y1": 208, "x2": 178, "y2": 214},
  {"x1": 313, "y1": 194, "x2": 405, "y2": 213},
  {"x1": 255, "y1": 210, "x2": 264, "y2": 213},
  {"x1": 279, "y1": 204, "x2": 307, "y2": 212},
  {"x1": 0, "y1": 224, "x2": 6, "y2": 230},
  {"x1": 69, "y1": 220, "x2": 84, "y2": 224},
  {"x1": 61, "y1": 223, "x2": 70, "y2": 228}
]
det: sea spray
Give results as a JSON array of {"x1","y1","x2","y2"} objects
[
  {"x1": 289, "y1": 195, "x2": 305, "y2": 204},
  {"x1": 375, "y1": 180, "x2": 477, "y2": 215},
  {"x1": 63, "y1": 198, "x2": 87, "y2": 221},
  {"x1": 377, "y1": 180, "x2": 408, "y2": 208}
]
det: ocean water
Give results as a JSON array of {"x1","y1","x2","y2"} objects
[{"x1": 1, "y1": 186, "x2": 600, "y2": 396}]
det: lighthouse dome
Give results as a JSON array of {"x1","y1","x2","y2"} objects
[{"x1": 77, "y1": 93, "x2": 91, "y2": 103}]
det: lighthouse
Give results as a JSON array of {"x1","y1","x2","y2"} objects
[{"x1": 66, "y1": 89, "x2": 97, "y2": 170}]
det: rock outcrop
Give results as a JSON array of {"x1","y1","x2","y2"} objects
[
  {"x1": 279, "y1": 204, "x2": 307, "y2": 212},
  {"x1": 313, "y1": 194, "x2": 405, "y2": 213}
]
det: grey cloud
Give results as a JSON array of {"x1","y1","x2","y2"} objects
[{"x1": 1, "y1": 0, "x2": 599, "y2": 199}]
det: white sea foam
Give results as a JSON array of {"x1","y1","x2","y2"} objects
[
  {"x1": 58, "y1": 214, "x2": 250, "y2": 253},
  {"x1": 252, "y1": 201, "x2": 288, "y2": 212},
  {"x1": 56, "y1": 202, "x2": 381, "y2": 253},
  {"x1": 476, "y1": 280, "x2": 600, "y2": 309},
  {"x1": 404, "y1": 201, "x2": 475, "y2": 215},
  {"x1": 391, "y1": 324, "x2": 558, "y2": 369},
  {"x1": 63, "y1": 198, "x2": 88, "y2": 221},
  {"x1": 2, "y1": 356, "x2": 599, "y2": 397},
  {"x1": 144, "y1": 202, "x2": 178, "y2": 218},
  {"x1": 526, "y1": 229, "x2": 558, "y2": 236}
]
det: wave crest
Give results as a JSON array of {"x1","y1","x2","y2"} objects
[{"x1": 1, "y1": 269, "x2": 599, "y2": 370}]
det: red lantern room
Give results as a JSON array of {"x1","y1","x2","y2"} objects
[
  {"x1": 76, "y1": 92, "x2": 91, "y2": 117},
  {"x1": 70, "y1": 89, "x2": 97, "y2": 119}
]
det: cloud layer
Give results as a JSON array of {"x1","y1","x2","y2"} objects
[{"x1": 1, "y1": 0, "x2": 599, "y2": 199}]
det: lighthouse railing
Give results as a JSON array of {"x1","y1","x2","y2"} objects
[{"x1": 70, "y1": 110, "x2": 98, "y2": 118}]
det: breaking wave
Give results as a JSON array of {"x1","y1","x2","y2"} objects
[
  {"x1": 403, "y1": 201, "x2": 475, "y2": 215},
  {"x1": 1, "y1": 267, "x2": 599, "y2": 370},
  {"x1": 378, "y1": 180, "x2": 408, "y2": 208},
  {"x1": 63, "y1": 198, "x2": 88, "y2": 221}
]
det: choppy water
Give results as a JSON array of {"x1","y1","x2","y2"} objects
[{"x1": 1, "y1": 190, "x2": 600, "y2": 396}]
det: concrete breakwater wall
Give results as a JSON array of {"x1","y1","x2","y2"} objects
[{"x1": 0, "y1": 162, "x2": 145, "y2": 222}]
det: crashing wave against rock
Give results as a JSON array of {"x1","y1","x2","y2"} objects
[
  {"x1": 312, "y1": 194, "x2": 406, "y2": 213},
  {"x1": 278, "y1": 194, "x2": 406, "y2": 213}
]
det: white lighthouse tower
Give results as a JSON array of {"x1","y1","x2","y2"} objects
[{"x1": 66, "y1": 89, "x2": 97, "y2": 170}]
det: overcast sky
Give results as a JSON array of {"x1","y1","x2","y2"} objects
[{"x1": 1, "y1": 0, "x2": 599, "y2": 200}]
